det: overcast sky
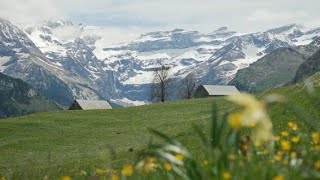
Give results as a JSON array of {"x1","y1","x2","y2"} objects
[{"x1": 1, "y1": 0, "x2": 320, "y2": 43}]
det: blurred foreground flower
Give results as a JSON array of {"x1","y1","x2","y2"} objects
[
  {"x1": 60, "y1": 176, "x2": 72, "y2": 180},
  {"x1": 227, "y1": 93, "x2": 273, "y2": 142},
  {"x1": 136, "y1": 157, "x2": 158, "y2": 174},
  {"x1": 273, "y1": 175, "x2": 285, "y2": 180},
  {"x1": 163, "y1": 162, "x2": 172, "y2": 171},
  {"x1": 95, "y1": 168, "x2": 108, "y2": 175},
  {"x1": 111, "y1": 174, "x2": 119, "y2": 180},
  {"x1": 121, "y1": 165, "x2": 133, "y2": 176},
  {"x1": 312, "y1": 132, "x2": 320, "y2": 145},
  {"x1": 223, "y1": 172, "x2": 232, "y2": 180}
]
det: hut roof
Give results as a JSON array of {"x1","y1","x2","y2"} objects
[
  {"x1": 201, "y1": 85, "x2": 240, "y2": 96},
  {"x1": 75, "y1": 100, "x2": 112, "y2": 110}
]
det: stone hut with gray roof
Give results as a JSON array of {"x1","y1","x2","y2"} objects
[
  {"x1": 194, "y1": 85, "x2": 240, "y2": 98},
  {"x1": 69, "y1": 100, "x2": 113, "y2": 110}
]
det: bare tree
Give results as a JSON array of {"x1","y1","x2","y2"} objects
[
  {"x1": 181, "y1": 73, "x2": 197, "y2": 99},
  {"x1": 151, "y1": 65, "x2": 171, "y2": 102}
]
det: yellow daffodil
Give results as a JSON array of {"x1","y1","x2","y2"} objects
[
  {"x1": 60, "y1": 176, "x2": 72, "y2": 180},
  {"x1": 163, "y1": 162, "x2": 172, "y2": 171},
  {"x1": 121, "y1": 165, "x2": 133, "y2": 177},
  {"x1": 273, "y1": 175, "x2": 285, "y2": 180},
  {"x1": 275, "y1": 136, "x2": 281, "y2": 142},
  {"x1": 312, "y1": 132, "x2": 320, "y2": 145},
  {"x1": 223, "y1": 172, "x2": 232, "y2": 180},
  {"x1": 226, "y1": 94, "x2": 273, "y2": 142},
  {"x1": 281, "y1": 141, "x2": 291, "y2": 151},
  {"x1": 291, "y1": 137, "x2": 300, "y2": 143}
]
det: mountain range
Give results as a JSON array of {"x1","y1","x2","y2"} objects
[{"x1": 1, "y1": 17, "x2": 320, "y2": 106}]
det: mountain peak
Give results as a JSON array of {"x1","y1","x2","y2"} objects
[
  {"x1": 214, "y1": 27, "x2": 229, "y2": 32},
  {"x1": 209, "y1": 26, "x2": 236, "y2": 37},
  {"x1": 267, "y1": 24, "x2": 304, "y2": 34}
]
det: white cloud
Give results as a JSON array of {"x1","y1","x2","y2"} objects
[
  {"x1": 0, "y1": 0, "x2": 320, "y2": 43},
  {"x1": 52, "y1": 25, "x2": 83, "y2": 42},
  {"x1": 0, "y1": 0, "x2": 62, "y2": 27}
]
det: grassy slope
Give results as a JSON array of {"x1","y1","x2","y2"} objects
[{"x1": 0, "y1": 80, "x2": 319, "y2": 176}]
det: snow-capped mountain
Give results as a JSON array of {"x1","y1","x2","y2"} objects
[
  {"x1": 0, "y1": 18, "x2": 75, "y2": 106},
  {"x1": 1, "y1": 17, "x2": 320, "y2": 105},
  {"x1": 25, "y1": 20, "x2": 117, "y2": 101},
  {"x1": 90, "y1": 23, "x2": 320, "y2": 101}
]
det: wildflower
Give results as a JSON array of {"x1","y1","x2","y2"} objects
[
  {"x1": 121, "y1": 165, "x2": 133, "y2": 176},
  {"x1": 290, "y1": 152, "x2": 297, "y2": 159},
  {"x1": 291, "y1": 137, "x2": 300, "y2": 143},
  {"x1": 60, "y1": 176, "x2": 72, "y2": 180},
  {"x1": 312, "y1": 132, "x2": 320, "y2": 145},
  {"x1": 111, "y1": 175, "x2": 119, "y2": 180},
  {"x1": 288, "y1": 122, "x2": 298, "y2": 131},
  {"x1": 281, "y1": 141, "x2": 291, "y2": 151},
  {"x1": 281, "y1": 131, "x2": 289, "y2": 137},
  {"x1": 163, "y1": 162, "x2": 172, "y2": 171},
  {"x1": 228, "y1": 154, "x2": 237, "y2": 161},
  {"x1": 314, "y1": 160, "x2": 320, "y2": 170},
  {"x1": 223, "y1": 172, "x2": 232, "y2": 180},
  {"x1": 240, "y1": 143, "x2": 249, "y2": 156},
  {"x1": 228, "y1": 112, "x2": 242, "y2": 130},
  {"x1": 254, "y1": 141, "x2": 261, "y2": 147},
  {"x1": 273, "y1": 175, "x2": 285, "y2": 180},
  {"x1": 274, "y1": 155, "x2": 282, "y2": 162},
  {"x1": 226, "y1": 94, "x2": 273, "y2": 142},
  {"x1": 277, "y1": 151, "x2": 285, "y2": 156},
  {"x1": 262, "y1": 149, "x2": 270, "y2": 156},
  {"x1": 275, "y1": 136, "x2": 281, "y2": 142},
  {"x1": 176, "y1": 154, "x2": 184, "y2": 161},
  {"x1": 95, "y1": 169, "x2": 108, "y2": 175},
  {"x1": 136, "y1": 157, "x2": 158, "y2": 174}
]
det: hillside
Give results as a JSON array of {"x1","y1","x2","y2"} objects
[
  {"x1": 0, "y1": 76, "x2": 319, "y2": 177},
  {"x1": 0, "y1": 72, "x2": 60, "y2": 118},
  {"x1": 229, "y1": 47, "x2": 306, "y2": 93},
  {"x1": 294, "y1": 49, "x2": 320, "y2": 83}
]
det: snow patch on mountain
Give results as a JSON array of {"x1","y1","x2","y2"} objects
[{"x1": 0, "y1": 56, "x2": 11, "y2": 71}]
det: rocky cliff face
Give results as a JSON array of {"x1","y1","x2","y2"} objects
[
  {"x1": 0, "y1": 72, "x2": 59, "y2": 118},
  {"x1": 294, "y1": 48, "x2": 320, "y2": 83}
]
